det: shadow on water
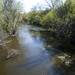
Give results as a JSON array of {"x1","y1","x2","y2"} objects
[{"x1": 0, "y1": 25, "x2": 74, "y2": 75}]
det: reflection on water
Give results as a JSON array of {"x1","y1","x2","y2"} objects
[
  {"x1": 0, "y1": 25, "x2": 74, "y2": 75},
  {"x1": 17, "y1": 25, "x2": 45, "y2": 58}
]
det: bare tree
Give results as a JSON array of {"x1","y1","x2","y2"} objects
[
  {"x1": 2, "y1": 0, "x2": 21, "y2": 35},
  {"x1": 45, "y1": 0, "x2": 64, "y2": 9}
]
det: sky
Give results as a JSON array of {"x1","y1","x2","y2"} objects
[
  {"x1": 17, "y1": 0, "x2": 66, "y2": 12},
  {"x1": 17, "y1": 0, "x2": 47, "y2": 12}
]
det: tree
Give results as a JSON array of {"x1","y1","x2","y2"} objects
[
  {"x1": 1, "y1": 0, "x2": 22, "y2": 35},
  {"x1": 27, "y1": 11, "x2": 41, "y2": 26},
  {"x1": 40, "y1": 10, "x2": 57, "y2": 28},
  {"x1": 45, "y1": 0, "x2": 64, "y2": 9}
]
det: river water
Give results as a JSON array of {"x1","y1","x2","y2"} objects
[{"x1": 0, "y1": 25, "x2": 74, "y2": 75}]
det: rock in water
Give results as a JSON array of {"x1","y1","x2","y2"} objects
[
  {"x1": 6, "y1": 49, "x2": 19, "y2": 59},
  {"x1": 53, "y1": 53, "x2": 71, "y2": 67}
]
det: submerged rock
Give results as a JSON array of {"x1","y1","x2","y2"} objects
[
  {"x1": 53, "y1": 53, "x2": 72, "y2": 67},
  {"x1": 6, "y1": 49, "x2": 19, "y2": 59},
  {"x1": 0, "y1": 45, "x2": 19, "y2": 61}
]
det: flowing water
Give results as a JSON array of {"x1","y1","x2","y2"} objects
[{"x1": 0, "y1": 25, "x2": 74, "y2": 75}]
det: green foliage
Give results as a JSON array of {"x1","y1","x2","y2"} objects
[
  {"x1": 0, "y1": 0, "x2": 3, "y2": 12},
  {"x1": 24, "y1": 0, "x2": 75, "y2": 50},
  {"x1": 27, "y1": 11, "x2": 41, "y2": 26},
  {"x1": 0, "y1": 0, "x2": 22, "y2": 35},
  {"x1": 40, "y1": 10, "x2": 57, "y2": 28}
]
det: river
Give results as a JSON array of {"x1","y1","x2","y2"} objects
[{"x1": 0, "y1": 25, "x2": 75, "y2": 75}]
